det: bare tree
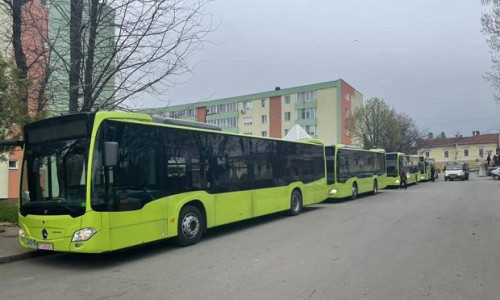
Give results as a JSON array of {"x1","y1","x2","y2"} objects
[
  {"x1": 26, "y1": 0, "x2": 214, "y2": 114},
  {"x1": 346, "y1": 97, "x2": 425, "y2": 153},
  {"x1": 1, "y1": 0, "x2": 50, "y2": 114},
  {"x1": 482, "y1": 0, "x2": 500, "y2": 103}
]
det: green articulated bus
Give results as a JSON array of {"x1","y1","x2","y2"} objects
[
  {"x1": 16, "y1": 111, "x2": 327, "y2": 253},
  {"x1": 325, "y1": 145, "x2": 387, "y2": 199},
  {"x1": 419, "y1": 157, "x2": 435, "y2": 181},
  {"x1": 386, "y1": 153, "x2": 420, "y2": 187}
]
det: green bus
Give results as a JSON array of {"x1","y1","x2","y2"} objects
[
  {"x1": 407, "y1": 155, "x2": 420, "y2": 184},
  {"x1": 325, "y1": 145, "x2": 387, "y2": 199},
  {"x1": 16, "y1": 111, "x2": 327, "y2": 253},
  {"x1": 419, "y1": 156, "x2": 435, "y2": 181},
  {"x1": 386, "y1": 152, "x2": 419, "y2": 187}
]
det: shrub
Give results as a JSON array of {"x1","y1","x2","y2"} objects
[{"x1": 0, "y1": 201, "x2": 18, "y2": 223}]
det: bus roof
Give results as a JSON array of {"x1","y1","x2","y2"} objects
[
  {"x1": 330, "y1": 144, "x2": 386, "y2": 153},
  {"x1": 152, "y1": 116, "x2": 222, "y2": 131},
  {"x1": 93, "y1": 111, "x2": 324, "y2": 146}
]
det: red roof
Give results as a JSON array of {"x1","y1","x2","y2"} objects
[{"x1": 422, "y1": 133, "x2": 499, "y2": 147}]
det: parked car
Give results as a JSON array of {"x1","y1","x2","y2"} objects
[
  {"x1": 491, "y1": 167, "x2": 500, "y2": 180},
  {"x1": 444, "y1": 163, "x2": 469, "y2": 181},
  {"x1": 487, "y1": 165, "x2": 500, "y2": 176}
]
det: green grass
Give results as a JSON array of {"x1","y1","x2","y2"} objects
[{"x1": 0, "y1": 201, "x2": 18, "y2": 223}]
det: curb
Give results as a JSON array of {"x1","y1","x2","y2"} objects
[
  {"x1": 0, "y1": 251, "x2": 38, "y2": 264},
  {"x1": 0, "y1": 249, "x2": 54, "y2": 264}
]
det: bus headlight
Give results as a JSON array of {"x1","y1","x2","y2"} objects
[
  {"x1": 18, "y1": 228, "x2": 26, "y2": 238},
  {"x1": 328, "y1": 188, "x2": 338, "y2": 196},
  {"x1": 395, "y1": 180, "x2": 400, "y2": 184},
  {"x1": 72, "y1": 228, "x2": 97, "y2": 242}
]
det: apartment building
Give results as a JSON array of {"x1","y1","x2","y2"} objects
[{"x1": 146, "y1": 79, "x2": 363, "y2": 146}]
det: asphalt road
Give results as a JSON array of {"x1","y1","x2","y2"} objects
[{"x1": 1, "y1": 175, "x2": 499, "y2": 300}]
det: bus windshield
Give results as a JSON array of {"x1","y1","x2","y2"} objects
[
  {"x1": 20, "y1": 138, "x2": 88, "y2": 217},
  {"x1": 386, "y1": 154, "x2": 398, "y2": 177}
]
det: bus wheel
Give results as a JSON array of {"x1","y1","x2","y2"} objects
[
  {"x1": 289, "y1": 189, "x2": 303, "y2": 216},
  {"x1": 175, "y1": 205, "x2": 204, "y2": 246},
  {"x1": 371, "y1": 180, "x2": 378, "y2": 195},
  {"x1": 351, "y1": 183, "x2": 358, "y2": 200}
]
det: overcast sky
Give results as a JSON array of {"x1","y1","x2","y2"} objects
[{"x1": 139, "y1": 0, "x2": 499, "y2": 137}]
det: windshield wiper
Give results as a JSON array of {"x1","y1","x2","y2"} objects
[{"x1": 47, "y1": 199, "x2": 80, "y2": 214}]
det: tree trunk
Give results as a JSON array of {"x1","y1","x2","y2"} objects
[
  {"x1": 69, "y1": 0, "x2": 83, "y2": 113},
  {"x1": 81, "y1": 0, "x2": 99, "y2": 112},
  {"x1": 12, "y1": 0, "x2": 29, "y2": 103}
]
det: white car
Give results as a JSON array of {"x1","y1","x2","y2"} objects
[
  {"x1": 491, "y1": 167, "x2": 500, "y2": 180},
  {"x1": 444, "y1": 163, "x2": 470, "y2": 181}
]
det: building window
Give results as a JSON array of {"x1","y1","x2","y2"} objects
[
  {"x1": 207, "y1": 117, "x2": 238, "y2": 128},
  {"x1": 8, "y1": 160, "x2": 18, "y2": 169},
  {"x1": 464, "y1": 149, "x2": 469, "y2": 157},
  {"x1": 284, "y1": 129, "x2": 289, "y2": 136},
  {"x1": 243, "y1": 117, "x2": 253, "y2": 126},
  {"x1": 479, "y1": 149, "x2": 484, "y2": 158},
  {"x1": 284, "y1": 112, "x2": 291, "y2": 121},
  {"x1": 168, "y1": 108, "x2": 197, "y2": 118},
  {"x1": 444, "y1": 150, "x2": 449, "y2": 158},
  {"x1": 298, "y1": 108, "x2": 315, "y2": 120},
  {"x1": 284, "y1": 95, "x2": 291, "y2": 104},
  {"x1": 207, "y1": 103, "x2": 237, "y2": 114},
  {"x1": 261, "y1": 99, "x2": 267, "y2": 107},
  {"x1": 297, "y1": 91, "x2": 315, "y2": 103},
  {"x1": 261, "y1": 115, "x2": 267, "y2": 124},
  {"x1": 345, "y1": 109, "x2": 350, "y2": 118},
  {"x1": 305, "y1": 125, "x2": 316, "y2": 136},
  {"x1": 261, "y1": 131, "x2": 267, "y2": 137},
  {"x1": 243, "y1": 101, "x2": 253, "y2": 110},
  {"x1": 425, "y1": 152, "x2": 429, "y2": 158}
]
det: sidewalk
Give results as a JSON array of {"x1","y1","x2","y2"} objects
[{"x1": 0, "y1": 222, "x2": 38, "y2": 264}]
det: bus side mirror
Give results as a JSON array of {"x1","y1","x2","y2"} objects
[{"x1": 104, "y1": 142, "x2": 119, "y2": 167}]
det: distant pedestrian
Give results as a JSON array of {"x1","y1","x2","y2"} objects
[
  {"x1": 400, "y1": 168, "x2": 407, "y2": 189},
  {"x1": 430, "y1": 164, "x2": 435, "y2": 182},
  {"x1": 493, "y1": 154, "x2": 498, "y2": 166},
  {"x1": 487, "y1": 154, "x2": 491, "y2": 166}
]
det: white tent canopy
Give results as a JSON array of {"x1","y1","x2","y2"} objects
[{"x1": 283, "y1": 124, "x2": 312, "y2": 141}]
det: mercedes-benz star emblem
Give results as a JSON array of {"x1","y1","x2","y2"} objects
[{"x1": 42, "y1": 229, "x2": 48, "y2": 240}]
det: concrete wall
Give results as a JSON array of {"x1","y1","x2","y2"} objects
[
  {"x1": 8, "y1": 149, "x2": 22, "y2": 199},
  {"x1": 0, "y1": 158, "x2": 8, "y2": 199},
  {"x1": 316, "y1": 87, "x2": 338, "y2": 145}
]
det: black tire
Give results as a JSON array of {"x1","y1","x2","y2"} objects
[
  {"x1": 351, "y1": 183, "x2": 358, "y2": 200},
  {"x1": 289, "y1": 189, "x2": 303, "y2": 216},
  {"x1": 174, "y1": 205, "x2": 204, "y2": 246},
  {"x1": 371, "y1": 180, "x2": 378, "y2": 195}
]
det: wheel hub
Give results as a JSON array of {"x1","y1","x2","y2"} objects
[{"x1": 182, "y1": 214, "x2": 200, "y2": 238}]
